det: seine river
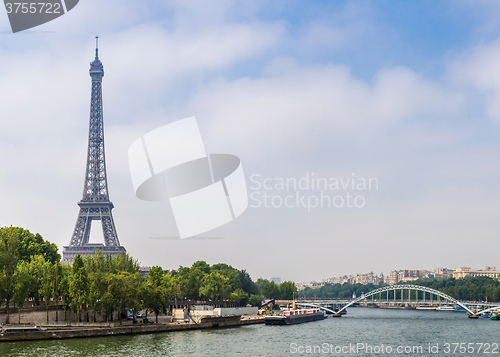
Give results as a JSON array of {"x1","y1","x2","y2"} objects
[{"x1": 1, "y1": 307, "x2": 499, "y2": 356}]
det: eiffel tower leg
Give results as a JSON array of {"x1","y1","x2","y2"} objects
[
  {"x1": 101, "y1": 212, "x2": 120, "y2": 247},
  {"x1": 70, "y1": 214, "x2": 91, "y2": 247}
]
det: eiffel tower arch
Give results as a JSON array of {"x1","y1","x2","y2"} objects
[{"x1": 62, "y1": 38, "x2": 126, "y2": 264}]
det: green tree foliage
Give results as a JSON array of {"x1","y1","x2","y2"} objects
[
  {"x1": 169, "y1": 262, "x2": 286, "y2": 306},
  {"x1": 199, "y1": 272, "x2": 231, "y2": 301},
  {"x1": 101, "y1": 273, "x2": 120, "y2": 322},
  {"x1": 191, "y1": 261, "x2": 211, "y2": 275},
  {"x1": 13, "y1": 261, "x2": 32, "y2": 323},
  {"x1": 408, "y1": 276, "x2": 500, "y2": 302},
  {"x1": 143, "y1": 266, "x2": 172, "y2": 323},
  {"x1": 69, "y1": 254, "x2": 89, "y2": 322},
  {"x1": 0, "y1": 227, "x2": 20, "y2": 323},
  {"x1": 211, "y1": 263, "x2": 242, "y2": 292},
  {"x1": 83, "y1": 252, "x2": 142, "y2": 323},
  {"x1": 38, "y1": 256, "x2": 56, "y2": 321},
  {"x1": 261, "y1": 280, "x2": 280, "y2": 299},
  {"x1": 239, "y1": 269, "x2": 259, "y2": 296},
  {"x1": 279, "y1": 281, "x2": 298, "y2": 300},
  {"x1": 15, "y1": 227, "x2": 60, "y2": 264},
  {"x1": 174, "y1": 266, "x2": 204, "y2": 299},
  {"x1": 299, "y1": 283, "x2": 384, "y2": 299},
  {"x1": 249, "y1": 294, "x2": 263, "y2": 306},
  {"x1": 116, "y1": 272, "x2": 143, "y2": 324},
  {"x1": 58, "y1": 264, "x2": 72, "y2": 315},
  {"x1": 229, "y1": 288, "x2": 249, "y2": 305},
  {"x1": 0, "y1": 226, "x2": 61, "y2": 323},
  {"x1": 1, "y1": 225, "x2": 290, "y2": 323},
  {"x1": 111, "y1": 251, "x2": 140, "y2": 274}
]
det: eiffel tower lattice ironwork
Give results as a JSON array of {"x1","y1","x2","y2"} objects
[{"x1": 62, "y1": 38, "x2": 125, "y2": 263}]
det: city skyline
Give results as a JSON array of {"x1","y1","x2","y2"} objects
[
  {"x1": 1, "y1": 1, "x2": 500, "y2": 282},
  {"x1": 298, "y1": 266, "x2": 500, "y2": 290}
]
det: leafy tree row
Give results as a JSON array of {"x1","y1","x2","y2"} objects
[
  {"x1": 299, "y1": 282, "x2": 381, "y2": 299},
  {"x1": 407, "y1": 276, "x2": 500, "y2": 302},
  {"x1": 1, "y1": 226, "x2": 299, "y2": 323},
  {"x1": 255, "y1": 278, "x2": 298, "y2": 301},
  {"x1": 170, "y1": 261, "x2": 297, "y2": 304},
  {"x1": 0, "y1": 226, "x2": 61, "y2": 323}
]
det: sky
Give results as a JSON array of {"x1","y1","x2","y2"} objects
[{"x1": 2, "y1": 0, "x2": 500, "y2": 283}]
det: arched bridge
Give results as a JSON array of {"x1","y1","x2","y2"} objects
[{"x1": 335, "y1": 284, "x2": 475, "y2": 315}]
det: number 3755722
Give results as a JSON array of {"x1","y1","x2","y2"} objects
[{"x1": 5, "y1": 3, "x2": 62, "y2": 14}]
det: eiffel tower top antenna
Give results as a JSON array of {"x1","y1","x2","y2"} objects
[{"x1": 95, "y1": 36, "x2": 98, "y2": 59}]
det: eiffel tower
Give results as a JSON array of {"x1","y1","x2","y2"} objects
[{"x1": 62, "y1": 38, "x2": 125, "y2": 263}]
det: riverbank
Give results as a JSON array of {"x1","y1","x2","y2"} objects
[{"x1": 0, "y1": 315, "x2": 264, "y2": 342}]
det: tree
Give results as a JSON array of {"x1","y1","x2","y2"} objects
[
  {"x1": 10, "y1": 226, "x2": 60, "y2": 264},
  {"x1": 199, "y1": 272, "x2": 230, "y2": 301},
  {"x1": 249, "y1": 294, "x2": 263, "y2": 307},
  {"x1": 142, "y1": 266, "x2": 170, "y2": 323},
  {"x1": 279, "y1": 281, "x2": 297, "y2": 300},
  {"x1": 111, "y1": 252, "x2": 140, "y2": 274},
  {"x1": 0, "y1": 226, "x2": 20, "y2": 323},
  {"x1": 148, "y1": 266, "x2": 166, "y2": 287},
  {"x1": 191, "y1": 261, "x2": 211, "y2": 275},
  {"x1": 58, "y1": 264, "x2": 72, "y2": 320},
  {"x1": 88, "y1": 269, "x2": 107, "y2": 322},
  {"x1": 163, "y1": 273, "x2": 177, "y2": 310},
  {"x1": 39, "y1": 257, "x2": 55, "y2": 321},
  {"x1": 142, "y1": 283, "x2": 166, "y2": 323},
  {"x1": 211, "y1": 263, "x2": 242, "y2": 292},
  {"x1": 229, "y1": 288, "x2": 249, "y2": 306},
  {"x1": 261, "y1": 280, "x2": 280, "y2": 299},
  {"x1": 13, "y1": 261, "x2": 32, "y2": 323},
  {"x1": 240, "y1": 269, "x2": 258, "y2": 296},
  {"x1": 53, "y1": 262, "x2": 64, "y2": 322},
  {"x1": 69, "y1": 254, "x2": 89, "y2": 322},
  {"x1": 101, "y1": 274, "x2": 120, "y2": 323},
  {"x1": 256, "y1": 278, "x2": 268, "y2": 296},
  {"x1": 116, "y1": 272, "x2": 143, "y2": 324},
  {"x1": 175, "y1": 266, "x2": 203, "y2": 299}
]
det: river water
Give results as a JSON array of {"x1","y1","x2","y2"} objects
[{"x1": 1, "y1": 307, "x2": 499, "y2": 356}]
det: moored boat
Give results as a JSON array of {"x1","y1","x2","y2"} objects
[
  {"x1": 416, "y1": 306, "x2": 436, "y2": 310},
  {"x1": 265, "y1": 307, "x2": 326, "y2": 325},
  {"x1": 436, "y1": 306, "x2": 455, "y2": 311}
]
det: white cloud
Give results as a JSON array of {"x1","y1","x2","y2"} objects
[
  {"x1": 449, "y1": 37, "x2": 500, "y2": 121},
  {"x1": 2, "y1": 0, "x2": 500, "y2": 282},
  {"x1": 188, "y1": 62, "x2": 463, "y2": 162}
]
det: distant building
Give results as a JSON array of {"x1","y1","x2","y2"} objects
[
  {"x1": 270, "y1": 277, "x2": 281, "y2": 285},
  {"x1": 433, "y1": 267, "x2": 454, "y2": 278},
  {"x1": 384, "y1": 269, "x2": 431, "y2": 285},
  {"x1": 385, "y1": 271, "x2": 399, "y2": 285},
  {"x1": 453, "y1": 267, "x2": 500, "y2": 279},
  {"x1": 298, "y1": 265, "x2": 500, "y2": 292},
  {"x1": 354, "y1": 272, "x2": 381, "y2": 285},
  {"x1": 139, "y1": 266, "x2": 170, "y2": 277}
]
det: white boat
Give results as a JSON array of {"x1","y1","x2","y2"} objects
[
  {"x1": 436, "y1": 306, "x2": 455, "y2": 311},
  {"x1": 416, "y1": 306, "x2": 436, "y2": 310}
]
